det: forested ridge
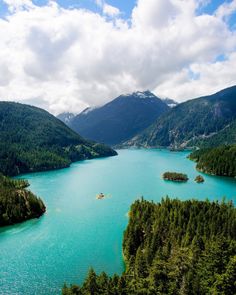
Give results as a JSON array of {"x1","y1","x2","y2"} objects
[
  {"x1": 189, "y1": 145, "x2": 236, "y2": 177},
  {"x1": 62, "y1": 198, "x2": 236, "y2": 294},
  {"x1": 124, "y1": 85, "x2": 236, "y2": 149},
  {"x1": 0, "y1": 102, "x2": 117, "y2": 176},
  {"x1": 0, "y1": 174, "x2": 45, "y2": 226},
  {"x1": 192, "y1": 119, "x2": 236, "y2": 148}
]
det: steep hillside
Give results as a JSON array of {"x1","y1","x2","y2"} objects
[
  {"x1": 125, "y1": 85, "x2": 236, "y2": 148},
  {"x1": 57, "y1": 112, "x2": 75, "y2": 125},
  {"x1": 67, "y1": 91, "x2": 169, "y2": 145},
  {"x1": 189, "y1": 144, "x2": 236, "y2": 177},
  {"x1": 193, "y1": 119, "x2": 236, "y2": 147},
  {"x1": 0, "y1": 174, "x2": 46, "y2": 226},
  {"x1": 0, "y1": 102, "x2": 117, "y2": 176}
]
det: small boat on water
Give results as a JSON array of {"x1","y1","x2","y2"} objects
[{"x1": 96, "y1": 193, "x2": 105, "y2": 200}]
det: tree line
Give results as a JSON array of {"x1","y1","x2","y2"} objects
[
  {"x1": 62, "y1": 197, "x2": 236, "y2": 294},
  {"x1": 0, "y1": 174, "x2": 46, "y2": 226},
  {"x1": 189, "y1": 144, "x2": 236, "y2": 177}
]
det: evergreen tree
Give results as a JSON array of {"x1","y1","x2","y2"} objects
[
  {"x1": 82, "y1": 268, "x2": 99, "y2": 295},
  {"x1": 63, "y1": 198, "x2": 236, "y2": 295}
]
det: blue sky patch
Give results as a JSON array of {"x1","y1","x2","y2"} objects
[{"x1": 1, "y1": 0, "x2": 236, "y2": 25}]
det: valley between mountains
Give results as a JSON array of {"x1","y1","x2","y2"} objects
[{"x1": 0, "y1": 85, "x2": 235, "y2": 295}]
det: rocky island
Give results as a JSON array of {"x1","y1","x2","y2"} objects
[{"x1": 195, "y1": 175, "x2": 205, "y2": 183}]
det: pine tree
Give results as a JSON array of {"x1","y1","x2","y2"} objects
[{"x1": 82, "y1": 268, "x2": 99, "y2": 295}]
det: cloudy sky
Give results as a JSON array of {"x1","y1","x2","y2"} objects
[{"x1": 0, "y1": 0, "x2": 236, "y2": 114}]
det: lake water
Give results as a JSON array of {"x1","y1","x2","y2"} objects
[{"x1": 0, "y1": 149, "x2": 235, "y2": 294}]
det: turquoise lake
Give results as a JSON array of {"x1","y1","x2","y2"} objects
[{"x1": 0, "y1": 149, "x2": 236, "y2": 295}]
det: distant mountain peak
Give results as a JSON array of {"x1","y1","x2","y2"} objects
[
  {"x1": 57, "y1": 112, "x2": 75, "y2": 124},
  {"x1": 80, "y1": 107, "x2": 98, "y2": 115},
  {"x1": 123, "y1": 90, "x2": 157, "y2": 99},
  {"x1": 119, "y1": 90, "x2": 157, "y2": 99},
  {"x1": 162, "y1": 98, "x2": 178, "y2": 108},
  {"x1": 133, "y1": 90, "x2": 155, "y2": 98},
  {"x1": 67, "y1": 91, "x2": 169, "y2": 145}
]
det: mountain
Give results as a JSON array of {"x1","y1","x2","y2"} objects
[
  {"x1": 0, "y1": 174, "x2": 46, "y2": 226},
  {"x1": 67, "y1": 91, "x2": 169, "y2": 145},
  {"x1": 193, "y1": 118, "x2": 236, "y2": 147},
  {"x1": 0, "y1": 102, "x2": 117, "y2": 176},
  {"x1": 162, "y1": 98, "x2": 178, "y2": 108},
  {"x1": 126, "y1": 85, "x2": 236, "y2": 148},
  {"x1": 57, "y1": 112, "x2": 75, "y2": 124}
]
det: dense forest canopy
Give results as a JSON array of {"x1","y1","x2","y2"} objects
[
  {"x1": 0, "y1": 102, "x2": 117, "y2": 176},
  {"x1": 189, "y1": 144, "x2": 236, "y2": 177},
  {"x1": 192, "y1": 119, "x2": 236, "y2": 148},
  {"x1": 62, "y1": 198, "x2": 236, "y2": 294},
  {"x1": 0, "y1": 174, "x2": 45, "y2": 226}
]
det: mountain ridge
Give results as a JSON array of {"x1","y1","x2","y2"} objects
[
  {"x1": 57, "y1": 112, "x2": 75, "y2": 125},
  {"x1": 124, "y1": 85, "x2": 236, "y2": 148},
  {"x1": 63, "y1": 91, "x2": 169, "y2": 145}
]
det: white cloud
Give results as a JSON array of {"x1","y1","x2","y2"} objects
[
  {"x1": 132, "y1": 0, "x2": 180, "y2": 29},
  {"x1": 0, "y1": 0, "x2": 235, "y2": 114},
  {"x1": 154, "y1": 52, "x2": 236, "y2": 101},
  {"x1": 95, "y1": 0, "x2": 120, "y2": 17},
  {"x1": 216, "y1": 0, "x2": 236, "y2": 19},
  {"x1": 103, "y1": 4, "x2": 120, "y2": 17},
  {"x1": 3, "y1": 0, "x2": 33, "y2": 12}
]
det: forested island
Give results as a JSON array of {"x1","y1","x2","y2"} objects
[
  {"x1": 62, "y1": 198, "x2": 236, "y2": 294},
  {"x1": 0, "y1": 174, "x2": 45, "y2": 226},
  {"x1": 163, "y1": 172, "x2": 189, "y2": 182},
  {"x1": 189, "y1": 145, "x2": 236, "y2": 177}
]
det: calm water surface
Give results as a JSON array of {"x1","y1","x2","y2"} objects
[{"x1": 0, "y1": 149, "x2": 235, "y2": 294}]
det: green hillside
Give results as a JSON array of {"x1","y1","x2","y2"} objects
[
  {"x1": 192, "y1": 119, "x2": 236, "y2": 148},
  {"x1": 0, "y1": 102, "x2": 117, "y2": 176},
  {"x1": 189, "y1": 145, "x2": 236, "y2": 177},
  {"x1": 125, "y1": 85, "x2": 236, "y2": 149},
  {"x1": 0, "y1": 174, "x2": 45, "y2": 226}
]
